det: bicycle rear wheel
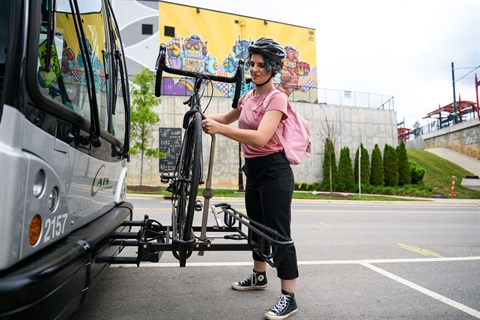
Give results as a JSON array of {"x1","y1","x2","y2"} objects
[{"x1": 172, "y1": 112, "x2": 202, "y2": 266}]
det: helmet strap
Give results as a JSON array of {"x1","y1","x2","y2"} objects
[{"x1": 255, "y1": 74, "x2": 273, "y2": 87}]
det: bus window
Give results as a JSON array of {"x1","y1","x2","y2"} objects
[{"x1": 37, "y1": 0, "x2": 110, "y2": 133}]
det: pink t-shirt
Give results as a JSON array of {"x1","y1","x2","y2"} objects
[{"x1": 238, "y1": 88, "x2": 288, "y2": 158}]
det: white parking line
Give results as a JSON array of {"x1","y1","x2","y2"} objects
[
  {"x1": 115, "y1": 256, "x2": 480, "y2": 318},
  {"x1": 116, "y1": 256, "x2": 480, "y2": 267},
  {"x1": 361, "y1": 262, "x2": 480, "y2": 319}
]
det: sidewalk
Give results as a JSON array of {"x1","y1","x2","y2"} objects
[
  {"x1": 425, "y1": 148, "x2": 480, "y2": 177},
  {"x1": 425, "y1": 147, "x2": 480, "y2": 191}
]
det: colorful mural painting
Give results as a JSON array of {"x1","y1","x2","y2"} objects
[
  {"x1": 49, "y1": 12, "x2": 108, "y2": 92},
  {"x1": 158, "y1": 2, "x2": 317, "y2": 102}
]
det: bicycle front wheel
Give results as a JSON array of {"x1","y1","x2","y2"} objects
[{"x1": 173, "y1": 111, "x2": 202, "y2": 266}]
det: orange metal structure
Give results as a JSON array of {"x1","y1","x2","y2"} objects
[
  {"x1": 423, "y1": 96, "x2": 478, "y2": 123},
  {"x1": 397, "y1": 127, "x2": 412, "y2": 142}
]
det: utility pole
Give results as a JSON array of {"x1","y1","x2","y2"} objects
[
  {"x1": 358, "y1": 131, "x2": 361, "y2": 198},
  {"x1": 451, "y1": 62, "x2": 458, "y2": 124},
  {"x1": 476, "y1": 73, "x2": 479, "y2": 120}
]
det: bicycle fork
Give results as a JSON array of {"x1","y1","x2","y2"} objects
[{"x1": 198, "y1": 134, "x2": 216, "y2": 256}]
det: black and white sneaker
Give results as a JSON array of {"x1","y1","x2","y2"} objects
[
  {"x1": 231, "y1": 270, "x2": 268, "y2": 291},
  {"x1": 264, "y1": 292, "x2": 298, "y2": 319}
]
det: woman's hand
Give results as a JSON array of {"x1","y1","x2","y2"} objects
[{"x1": 202, "y1": 118, "x2": 220, "y2": 135}]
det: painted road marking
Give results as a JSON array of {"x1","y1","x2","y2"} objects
[
  {"x1": 115, "y1": 256, "x2": 480, "y2": 267},
  {"x1": 362, "y1": 262, "x2": 480, "y2": 319},
  {"x1": 398, "y1": 243, "x2": 443, "y2": 257}
]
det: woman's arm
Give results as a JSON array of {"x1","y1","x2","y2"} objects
[
  {"x1": 205, "y1": 108, "x2": 240, "y2": 124},
  {"x1": 202, "y1": 109, "x2": 283, "y2": 148}
]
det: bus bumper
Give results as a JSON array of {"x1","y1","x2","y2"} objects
[{"x1": 0, "y1": 202, "x2": 133, "y2": 320}]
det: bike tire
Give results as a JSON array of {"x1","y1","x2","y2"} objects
[{"x1": 173, "y1": 112, "x2": 202, "y2": 266}]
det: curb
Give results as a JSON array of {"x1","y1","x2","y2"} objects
[{"x1": 125, "y1": 193, "x2": 479, "y2": 206}]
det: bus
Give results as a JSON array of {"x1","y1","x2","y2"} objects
[{"x1": 0, "y1": 0, "x2": 132, "y2": 318}]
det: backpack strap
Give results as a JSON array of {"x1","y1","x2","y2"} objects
[
  {"x1": 261, "y1": 88, "x2": 280, "y2": 112},
  {"x1": 261, "y1": 88, "x2": 289, "y2": 150},
  {"x1": 240, "y1": 89, "x2": 254, "y2": 108}
]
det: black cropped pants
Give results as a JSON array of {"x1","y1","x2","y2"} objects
[{"x1": 243, "y1": 152, "x2": 299, "y2": 280}]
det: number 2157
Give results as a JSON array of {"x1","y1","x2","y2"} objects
[{"x1": 44, "y1": 213, "x2": 69, "y2": 242}]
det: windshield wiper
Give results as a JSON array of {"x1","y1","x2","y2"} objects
[
  {"x1": 106, "y1": 0, "x2": 130, "y2": 158},
  {"x1": 43, "y1": 0, "x2": 56, "y2": 72},
  {"x1": 68, "y1": 0, "x2": 101, "y2": 147}
]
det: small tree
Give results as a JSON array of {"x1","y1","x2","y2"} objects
[
  {"x1": 337, "y1": 146, "x2": 354, "y2": 191},
  {"x1": 354, "y1": 143, "x2": 370, "y2": 185},
  {"x1": 130, "y1": 67, "x2": 164, "y2": 185},
  {"x1": 321, "y1": 138, "x2": 338, "y2": 192},
  {"x1": 383, "y1": 144, "x2": 399, "y2": 187},
  {"x1": 397, "y1": 140, "x2": 411, "y2": 186},
  {"x1": 413, "y1": 121, "x2": 422, "y2": 138},
  {"x1": 409, "y1": 160, "x2": 426, "y2": 184},
  {"x1": 370, "y1": 144, "x2": 384, "y2": 186}
]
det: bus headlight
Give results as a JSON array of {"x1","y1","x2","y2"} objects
[
  {"x1": 48, "y1": 187, "x2": 59, "y2": 212},
  {"x1": 29, "y1": 215, "x2": 42, "y2": 246},
  {"x1": 33, "y1": 170, "x2": 45, "y2": 197}
]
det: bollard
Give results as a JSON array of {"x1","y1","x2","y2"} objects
[{"x1": 450, "y1": 175, "x2": 456, "y2": 197}]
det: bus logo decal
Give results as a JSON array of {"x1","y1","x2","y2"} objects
[{"x1": 91, "y1": 165, "x2": 110, "y2": 196}]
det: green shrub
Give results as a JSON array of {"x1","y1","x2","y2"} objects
[
  {"x1": 354, "y1": 143, "x2": 370, "y2": 185},
  {"x1": 338, "y1": 147, "x2": 355, "y2": 191},
  {"x1": 370, "y1": 144, "x2": 384, "y2": 186},
  {"x1": 384, "y1": 145, "x2": 399, "y2": 186},
  {"x1": 299, "y1": 183, "x2": 309, "y2": 190},
  {"x1": 322, "y1": 138, "x2": 338, "y2": 191},
  {"x1": 383, "y1": 186, "x2": 394, "y2": 195},
  {"x1": 408, "y1": 160, "x2": 426, "y2": 184},
  {"x1": 310, "y1": 182, "x2": 321, "y2": 191},
  {"x1": 397, "y1": 141, "x2": 411, "y2": 185}
]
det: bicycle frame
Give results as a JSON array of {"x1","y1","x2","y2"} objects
[{"x1": 155, "y1": 44, "x2": 244, "y2": 266}]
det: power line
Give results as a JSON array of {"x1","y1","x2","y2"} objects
[{"x1": 454, "y1": 65, "x2": 480, "y2": 83}]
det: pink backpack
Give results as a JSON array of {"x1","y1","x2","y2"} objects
[{"x1": 244, "y1": 89, "x2": 311, "y2": 165}]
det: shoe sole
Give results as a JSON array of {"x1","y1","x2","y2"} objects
[
  {"x1": 264, "y1": 308, "x2": 297, "y2": 320},
  {"x1": 231, "y1": 283, "x2": 268, "y2": 291}
]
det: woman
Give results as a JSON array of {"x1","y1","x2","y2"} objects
[{"x1": 201, "y1": 37, "x2": 298, "y2": 320}]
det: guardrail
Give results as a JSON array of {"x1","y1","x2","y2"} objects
[{"x1": 404, "y1": 112, "x2": 479, "y2": 140}]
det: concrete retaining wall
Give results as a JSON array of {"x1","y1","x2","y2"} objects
[
  {"x1": 406, "y1": 119, "x2": 480, "y2": 159},
  {"x1": 127, "y1": 96, "x2": 398, "y2": 188}
]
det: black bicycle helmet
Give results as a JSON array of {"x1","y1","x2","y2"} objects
[{"x1": 248, "y1": 37, "x2": 285, "y2": 69}]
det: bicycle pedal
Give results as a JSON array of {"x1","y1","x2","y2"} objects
[
  {"x1": 160, "y1": 172, "x2": 172, "y2": 184},
  {"x1": 195, "y1": 200, "x2": 203, "y2": 211}
]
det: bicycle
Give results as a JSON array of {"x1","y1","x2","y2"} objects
[{"x1": 154, "y1": 44, "x2": 244, "y2": 266}]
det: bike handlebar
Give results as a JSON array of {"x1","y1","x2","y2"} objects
[{"x1": 155, "y1": 44, "x2": 245, "y2": 109}]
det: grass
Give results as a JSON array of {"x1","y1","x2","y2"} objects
[
  {"x1": 127, "y1": 149, "x2": 480, "y2": 200},
  {"x1": 127, "y1": 186, "x2": 424, "y2": 201},
  {"x1": 407, "y1": 148, "x2": 480, "y2": 199}
]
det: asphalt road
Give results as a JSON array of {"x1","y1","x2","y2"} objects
[{"x1": 70, "y1": 197, "x2": 480, "y2": 320}]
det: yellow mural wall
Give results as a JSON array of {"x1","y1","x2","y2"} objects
[{"x1": 158, "y1": 1, "x2": 317, "y2": 102}]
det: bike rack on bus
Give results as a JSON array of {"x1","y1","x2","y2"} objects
[{"x1": 109, "y1": 201, "x2": 294, "y2": 268}]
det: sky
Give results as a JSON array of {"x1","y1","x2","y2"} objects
[{"x1": 165, "y1": 0, "x2": 480, "y2": 128}]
